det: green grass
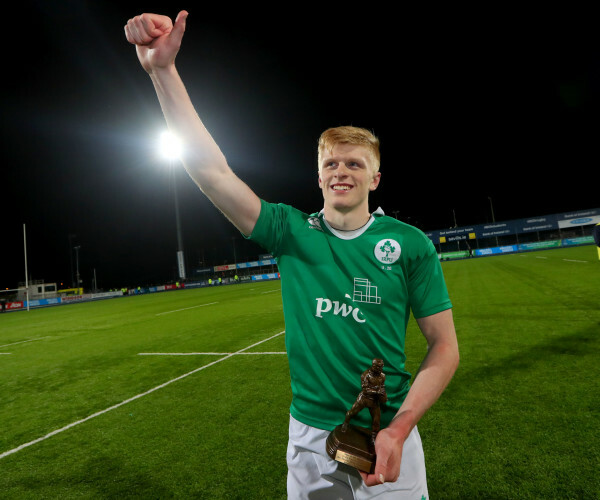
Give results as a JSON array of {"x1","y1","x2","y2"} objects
[
  {"x1": 416, "y1": 246, "x2": 600, "y2": 499},
  {"x1": 0, "y1": 246, "x2": 599, "y2": 499}
]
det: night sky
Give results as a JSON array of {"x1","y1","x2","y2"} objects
[{"x1": 2, "y1": 2, "x2": 598, "y2": 291}]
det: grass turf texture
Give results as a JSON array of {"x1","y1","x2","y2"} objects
[{"x1": 0, "y1": 246, "x2": 598, "y2": 498}]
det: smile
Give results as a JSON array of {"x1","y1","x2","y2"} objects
[{"x1": 332, "y1": 184, "x2": 352, "y2": 191}]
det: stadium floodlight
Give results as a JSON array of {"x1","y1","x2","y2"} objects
[
  {"x1": 488, "y1": 197, "x2": 499, "y2": 246},
  {"x1": 160, "y1": 131, "x2": 182, "y2": 160},
  {"x1": 488, "y1": 196, "x2": 496, "y2": 223},
  {"x1": 23, "y1": 224, "x2": 30, "y2": 311},
  {"x1": 74, "y1": 246, "x2": 81, "y2": 287},
  {"x1": 160, "y1": 131, "x2": 186, "y2": 281}
]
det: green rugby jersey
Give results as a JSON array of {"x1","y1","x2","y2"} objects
[{"x1": 248, "y1": 199, "x2": 452, "y2": 431}]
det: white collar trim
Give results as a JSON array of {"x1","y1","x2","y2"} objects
[{"x1": 318, "y1": 208, "x2": 383, "y2": 240}]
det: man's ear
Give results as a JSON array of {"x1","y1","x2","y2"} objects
[
  {"x1": 370, "y1": 172, "x2": 381, "y2": 191},
  {"x1": 318, "y1": 173, "x2": 323, "y2": 188}
]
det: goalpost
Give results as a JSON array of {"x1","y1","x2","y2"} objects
[{"x1": 1, "y1": 223, "x2": 31, "y2": 312}]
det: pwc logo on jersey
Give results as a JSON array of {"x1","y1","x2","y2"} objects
[
  {"x1": 314, "y1": 278, "x2": 381, "y2": 324},
  {"x1": 374, "y1": 239, "x2": 401, "y2": 265}
]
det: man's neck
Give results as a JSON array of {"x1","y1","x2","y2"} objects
[{"x1": 322, "y1": 207, "x2": 372, "y2": 231}]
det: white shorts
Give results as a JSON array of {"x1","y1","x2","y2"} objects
[{"x1": 286, "y1": 415, "x2": 428, "y2": 500}]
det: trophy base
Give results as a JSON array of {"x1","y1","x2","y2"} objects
[{"x1": 326, "y1": 424, "x2": 376, "y2": 474}]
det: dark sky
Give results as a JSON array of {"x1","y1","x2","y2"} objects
[{"x1": 2, "y1": 2, "x2": 598, "y2": 290}]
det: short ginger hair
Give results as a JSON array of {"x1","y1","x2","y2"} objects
[{"x1": 317, "y1": 126, "x2": 381, "y2": 173}]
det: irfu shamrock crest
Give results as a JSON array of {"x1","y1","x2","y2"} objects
[{"x1": 374, "y1": 238, "x2": 401, "y2": 265}]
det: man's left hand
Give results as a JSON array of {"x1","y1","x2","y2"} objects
[{"x1": 359, "y1": 427, "x2": 404, "y2": 486}]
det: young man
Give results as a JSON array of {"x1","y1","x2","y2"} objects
[{"x1": 125, "y1": 11, "x2": 459, "y2": 499}]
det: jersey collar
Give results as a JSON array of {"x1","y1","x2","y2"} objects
[{"x1": 318, "y1": 207, "x2": 384, "y2": 240}]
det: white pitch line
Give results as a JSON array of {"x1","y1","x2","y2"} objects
[
  {"x1": 0, "y1": 330, "x2": 285, "y2": 461},
  {"x1": 238, "y1": 352, "x2": 286, "y2": 355},
  {"x1": 138, "y1": 352, "x2": 286, "y2": 355},
  {"x1": 0, "y1": 337, "x2": 51, "y2": 349},
  {"x1": 261, "y1": 289, "x2": 280, "y2": 294},
  {"x1": 563, "y1": 259, "x2": 588, "y2": 263},
  {"x1": 0, "y1": 353, "x2": 12, "y2": 355},
  {"x1": 155, "y1": 302, "x2": 218, "y2": 316}
]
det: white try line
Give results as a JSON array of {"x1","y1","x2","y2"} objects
[
  {"x1": 139, "y1": 352, "x2": 286, "y2": 355},
  {"x1": 531, "y1": 256, "x2": 590, "y2": 263},
  {"x1": 262, "y1": 289, "x2": 280, "y2": 294},
  {"x1": 0, "y1": 330, "x2": 285, "y2": 461},
  {"x1": 0, "y1": 353, "x2": 12, "y2": 355},
  {"x1": 155, "y1": 302, "x2": 218, "y2": 316},
  {"x1": 0, "y1": 337, "x2": 51, "y2": 349}
]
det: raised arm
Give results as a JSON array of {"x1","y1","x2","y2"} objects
[{"x1": 124, "y1": 11, "x2": 261, "y2": 236}]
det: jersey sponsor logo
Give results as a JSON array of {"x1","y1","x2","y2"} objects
[
  {"x1": 315, "y1": 297, "x2": 366, "y2": 323},
  {"x1": 352, "y1": 278, "x2": 381, "y2": 304},
  {"x1": 307, "y1": 217, "x2": 324, "y2": 232},
  {"x1": 374, "y1": 239, "x2": 401, "y2": 265},
  {"x1": 314, "y1": 278, "x2": 381, "y2": 324}
]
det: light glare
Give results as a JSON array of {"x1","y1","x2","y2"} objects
[{"x1": 160, "y1": 131, "x2": 182, "y2": 160}]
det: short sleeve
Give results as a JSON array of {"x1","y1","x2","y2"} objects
[
  {"x1": 407, "y1": 236, "x2": 452, "y2": 318},
  {"x1": 244, "y1": 200, "x2": 291, "y2": 258}
]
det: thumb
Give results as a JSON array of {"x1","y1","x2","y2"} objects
[
  {"x1": 373, "y1": 452, "x2": 389, "y2": 484},
  {"x1": 170, "y1": 10, "x2": 188, "y2": 43}
]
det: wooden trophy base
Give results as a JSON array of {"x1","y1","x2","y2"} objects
[{"x1": 326, "y1": 423, "x2": 375, "y2": 474}]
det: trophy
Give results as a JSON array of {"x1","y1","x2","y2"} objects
[{"x1": 326, "y1": 359, "x2": 387, "y2": 474}]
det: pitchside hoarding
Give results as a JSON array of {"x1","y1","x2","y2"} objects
[{"x1": 425, "y1": 208, "x2": 599, "y2": 244}]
